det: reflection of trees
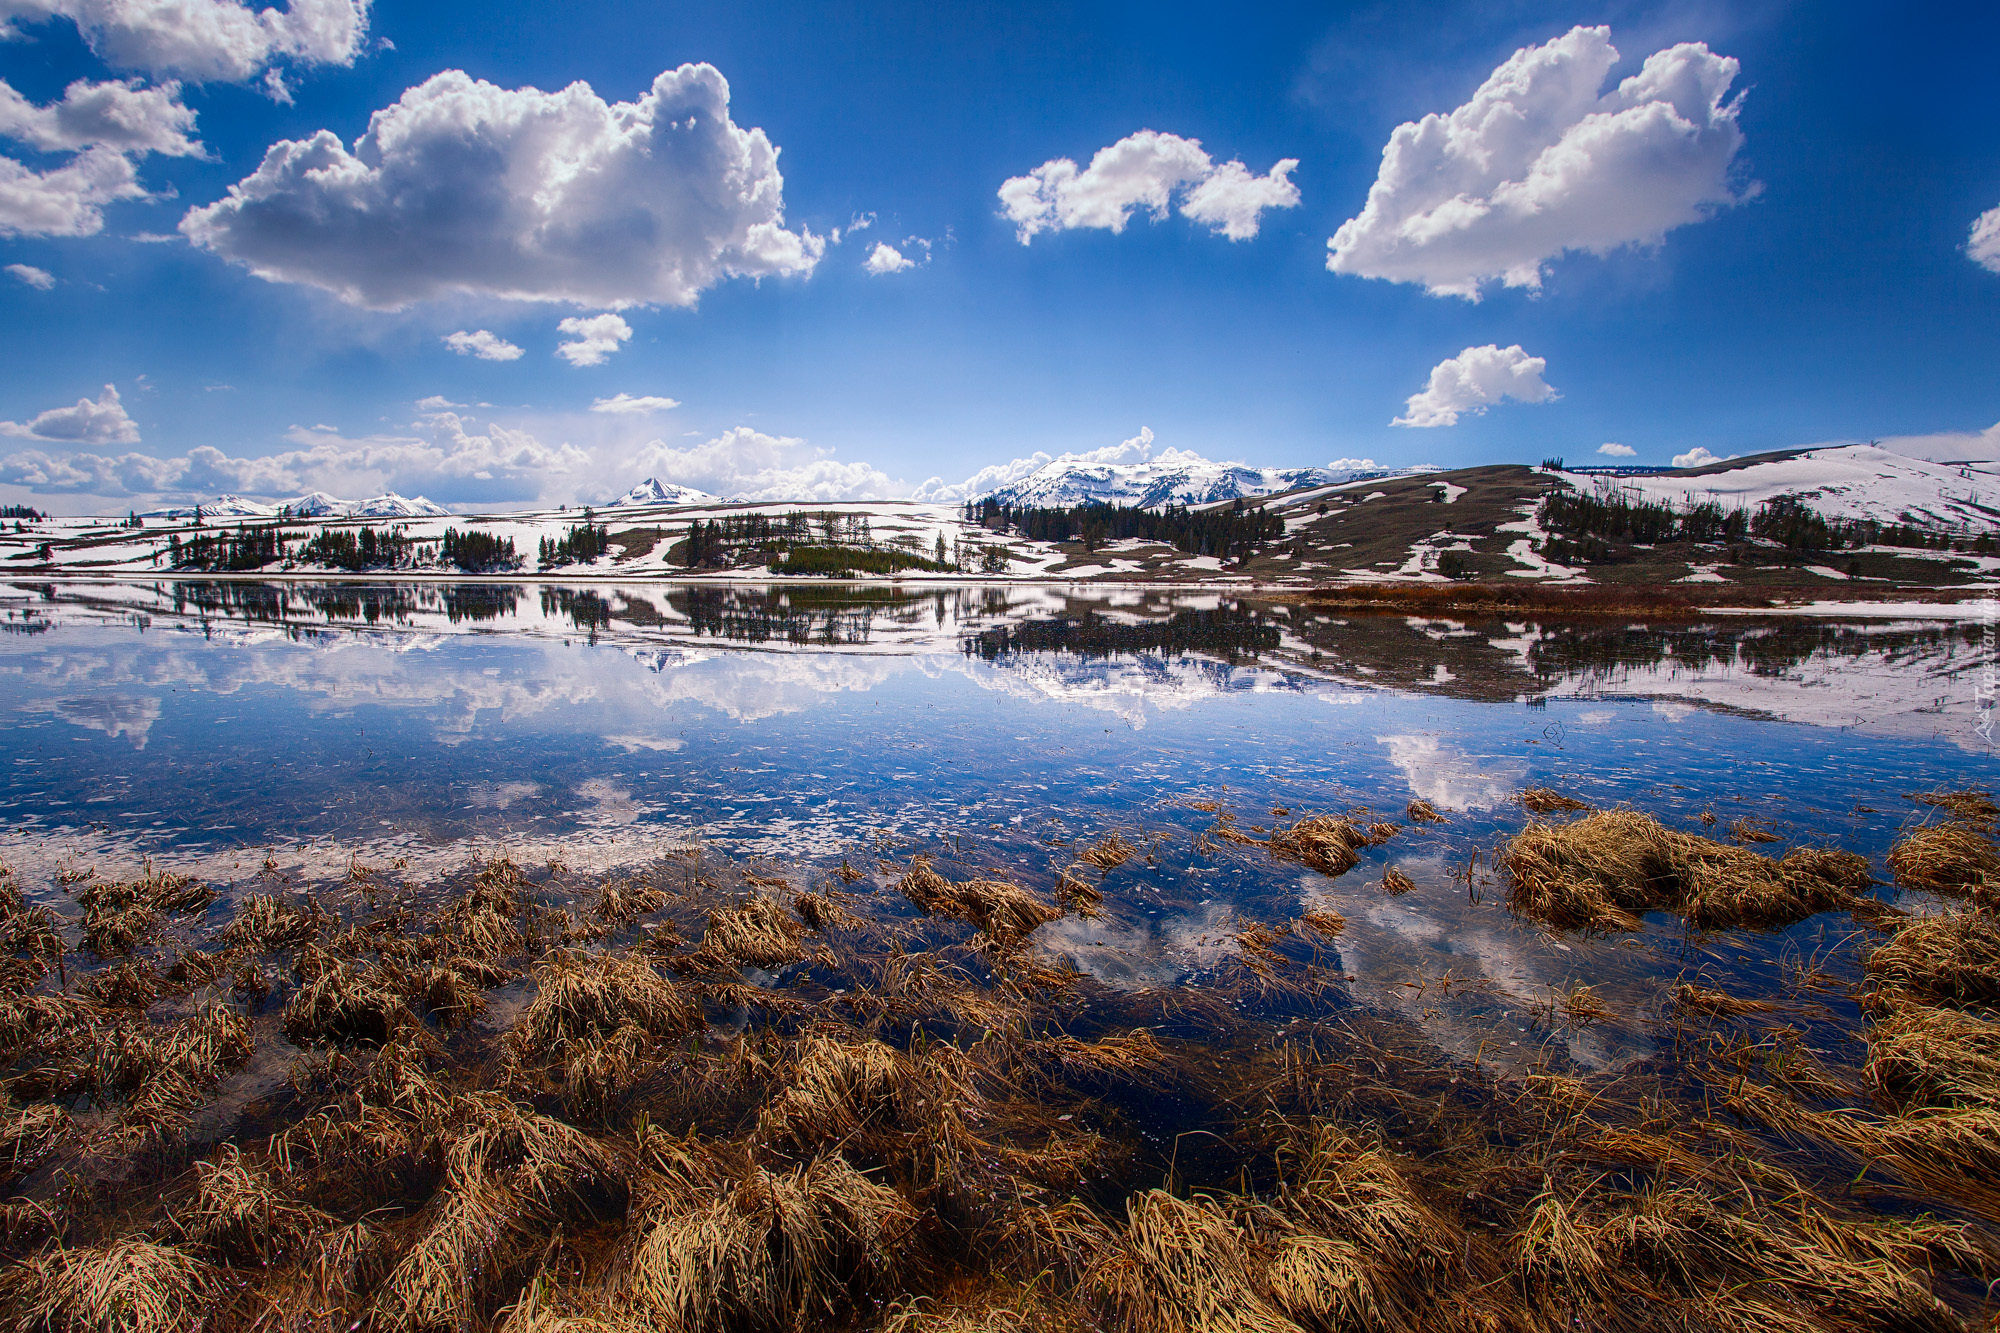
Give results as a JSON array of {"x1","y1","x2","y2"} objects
[
  {"x1": 962, "y1": 607, "x2": 1280, "y2": 664},
  {"x1": 667, "y1": 586, "x2": 896, "y2": 646},
  {"x1": 540, "y1": 587, "x2": 612, "y2": 636},
  {"x1": 164, "y1": 581, "x2": 521, "y2": 627},
  {"x1": 1520, "y1": 620, "x2": 1981, "y2": 684}
]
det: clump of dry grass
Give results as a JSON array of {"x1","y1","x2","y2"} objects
[
  {"x1": 181, "y1": 1144, "x2": 327, "y2": 1261},
  {"x1": 704, "y1": 895, "x2": 806, "y2": 969},
  {"x1": 629, "y1": 1154, "x2": 917, "y2": 1331},
  {"x1": 1054, "y1": 867, "x2": 1103, "y2": 920},
  {"x1": 0, "y1": 1103, "x2": 68, "y2": 1173},
  {"x1": 1405, "y1": 800, "x2": 1446, "y2": 824},
  {"x1": 1266, "y1": 816, "x2": 1371, "y2": 878},
  {"x1": 1503, "y1": 809, "x2": 1869, "y2": 932},
  {"x1": 372, "y1": 1176, "x2": 518, "y2": 1330},
  {"x1": 1090, "y1": 1190, "x2": 1295, "y2": 1333},
  {"x1": 511, "y1": 949, "x2": 701, "y2": 1056},
  {"x1": 222, "y1": 891, "x2": 320, "y2": 949},
  {"x1": 73, "y1": 866, "x2": 213, "y2": 957},
  {"x1": 1909, "y1": 788, "x2": 1999, "y2": 825},
  {"x1": 895, "y1": 859, "x2": 1061, "y2": 947},
  {"x1": 1522, "y1": 787, "x2": 1591, "y2": 813},
  {"x1": 1888, "y1": 822, "x2": 2000, "y2": 898},
  {"x1": 1865, "y1": 1002, "x2": 2000, "y2": 1114},
  {"x1": 1077, "y1": 832, "x2": 1137, "y2": 870},
  {"x1": 283, "y1": 959, "x2": 416, "y2": 1048},
  {"x1": 759, "y1": 1035, "x2": 911, "y2": 1145},
  {"x1": 0, "y1": 1238, "x2": 217, "y2": 1333},
  {"x1": 1379, "y1": 867, "x2": 1414, "y2": 895},
  {"x1": 795, "y1": 889, "x2": 861, "y2": 933},
  {"x1": 593, "y1": 878, "x2": 671, "y2": 924},
  {"x1": 1865, "y1": 909, "x2": 2000, "y2": 1009}
]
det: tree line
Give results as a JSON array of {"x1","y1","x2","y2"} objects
[{"x1": 962, "y1": 497, "x2": 1287, "y2": 560}]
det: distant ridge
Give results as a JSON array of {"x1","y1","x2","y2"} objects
[{"x1": 141, "y1": 492, "x2": 453, "y2": 520}]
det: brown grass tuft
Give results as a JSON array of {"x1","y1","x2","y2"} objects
[
  {"x1": 1888, "y1": 822, "x2": 2000, "y2": 898},
  {"x1": 1077, "y1": 832, "x2": 1137, "y2": 870},
  {"x1": 1091, "y1": 1190, "x2": 1298, "y2": 1333},
  {"x1": 1908, "y1": 788, "x2": 2000, "y2": 825},
  {"x1": 1521, "y1": 787, "x2": 1591, "y2": 813},
  {"x1": 896, "y1": 859, "x2": 1060, "y2": 946},
  {"x1": 283, "y1": 960, "x2": 416, "y2": 1048},
  {"x1": 512, "y1": 949, "x2": 701, "y2": 1056},
  {"x1": 1503, "y1": 809, "x2": 1868, "y2": 932},
  {"x1": 1405, "y1": 799, "x2": 1447, "y2": 824},
  {"x1": 705, "y1": 895, "x2": 806, "y2": 969},
  {"x1": 0, "y1": 1238, "x2": 217, "y2": 1333},
  {"x1": 1866, "y1": 909, "x2": 2000, "y2": 1010},
  {"x1": 1674, "y1": 983, "x2": 1776, "y2": 1017},
  {"x1": 1379, "y1": 867, "x2": 1414, "y2": 895},
  {"x1": 1266, "y1": 816, "x2": 1370, "y2": 878}
]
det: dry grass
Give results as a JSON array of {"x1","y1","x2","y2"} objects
[
  {"x1": 1909, "y1": 789, "x2": 1999, "y2": 825},
  {"x1": 0, "y1": 1238, "x2": 217, "y2": 1333},
  {"x1": 1522, "y1": 787, "x2": 1591, "y2": 813},
  {"x1": 1503, "y1": 809, "x2": 1869, "y2": 932},
  {"x1": 1674, "y1": 982, "x2": 1777, "y2": 1017},
  {"x1": 511, "y1": 950, "x2": 701, "y2": 1055},
  {"x1": 1379, "y1": 867, "x2": 1415, "y2": 895},
  {"x1": 283, "y1": 959, "x2": 416, "y2": 1048},
  {"x1": 1077, "y1": 832, "x2": 1137, "y2": 870},
  {"x1": 895, "y1": 859, "x2": 1061, "y2": 947},
  {"x1": 705, "y1": 895, "x2": 806, "y2": 969},
  {"x1": 1405, "y1": 800, "x2": 1446, "y2": 824},
  {"x1": 1866, "y1": 909, "x2": 2000, "y2": 1009},
  {"x1": 629, "y1": 1154, "x2": 917, "y2": 1331},
  {"x1": 1091, "y1": 1190, "x2": 1297, "y2": 1333},
  {"x1": 1265, "y1": 816, "x2": 1371, "y2": 878},
  {"x1": 1889, "y1": 822, "x2": 2000, "y2": 897}
]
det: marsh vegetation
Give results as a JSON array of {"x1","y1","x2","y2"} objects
[{"x1": 0, "y1": 785, "x2": 1998, "y2": 1331}]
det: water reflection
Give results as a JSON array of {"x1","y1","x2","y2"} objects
[{"x1": 0, "y1": 578, "x2": 1991, "y2": 1074}]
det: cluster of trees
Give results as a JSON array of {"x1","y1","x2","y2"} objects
[
  {"x1": 1540, "y1": 484, "x2": 1991, "y2": 564},
  {"x1": 681, "y1": 510, "x2": 882, "y2": 569},
  {"x1": 166, "y1": 523, "x2": 519, "y2": 572},
  {"x1": 538, "y1": 517, "x2": 611, "y2": 568},
  {"x1": 0, "y1": 505, "x2": 41, "y2": 520},
  {"x1": 961, "y1": 497, "x2": 1287, "y2": 560}
]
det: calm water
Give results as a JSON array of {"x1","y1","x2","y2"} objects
[{"x1": 2, "y1": 578, "x2": 1993, "y2": 1070}]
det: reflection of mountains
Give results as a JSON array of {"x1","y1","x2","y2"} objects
[{"x1": 962, "y1": 606, "x2": 1281, "y2": 663}]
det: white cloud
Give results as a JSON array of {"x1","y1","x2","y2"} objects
[
  {"x1": 0, "y1": 144, "x2": 144, "y2": 235},
  {"x1": 0, "y1": 0, "x2": 371, "y2": 84},
  {"x1": 181, "y1": 63, "x2": 823, "y2": 309},
  {"x1": 590, "y1": 393, "x2": 679, "y2": 414},
  {"x1": 1328, "y1": 25, "x2": 1752, "y2": 299},
  {"x1": 1000, "y1": 129, "x2": 1299, "y2": 244},
  {"x1": 1392, "y1": 344, "x2": 1556, "y2": 428},
  {"x1": 555, "y1": 313, "x2": 631, "y2": 367},
  {"x1": 413, "y1": 394, "x2": 463, "y2": 412},
  {"x1": 1378, "y1": 734, "x2": 1526, "y2": 811},
  {"x1": 863, "y1": 241, "x2": 913, "y2": 274},
  {"x1": 443, "y1": 329, "x2": 522, "y2": 361},
  {"x1": 1868, "y1": 421, "x2": 2000, "y2": 464},
  {"x1": 5, "y1": 261, "x2": 52, "y2": 288},
  {"x1": 0, "y1": 382, "x2": 139, "y2": 442},
  {"x1": 0, "y1": 408, "x2": 588, "y2": 499},
  {"x1": 1970, "y1": 206, "x2": 2000, "y2": 275},
  {"x1": 0, "y1": 77, "x2": 201, "y2": 155},
  {"x1": 1596, "y1": 442, "x2": 1635, "y2": 457},
  {"x1": 631, "y1": 426, "x2": 898, "y2": 503},
  {"x1": 909, "y1": 427, "x2": 1160, "y2": 504},
  {"x1": 1672, "y1": 445, "x2": 1724, "y2": 468}
]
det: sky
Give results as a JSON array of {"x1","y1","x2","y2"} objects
[{"x1": 0, "y1": 0, "x2": 1996, "y2": 512}]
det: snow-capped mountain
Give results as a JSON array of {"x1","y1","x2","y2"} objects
[
  {"x1": 603, "y1": 478, "x2": 721, "y2": 507},
  {"x1": 1557, "y1": 445, "x2": 2000, "y2": 529},
  {"x1": 142, "y1": 492, "x2": 453, "y2": 520},
  {"x1": 982, "y1": 451, "x2": 1394, "y2": 510}
]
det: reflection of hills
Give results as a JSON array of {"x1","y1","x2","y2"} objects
[
  {"x1": 169, "y1": 580, "x2": 522, "y2": 627},
  {"x1": 961, "y1": 606, "x2": 1281, "y2": 663}
]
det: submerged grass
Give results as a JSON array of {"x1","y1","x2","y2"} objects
[{"x1": 0, "y1": 789, "x2": 1994, "y2": 1333}]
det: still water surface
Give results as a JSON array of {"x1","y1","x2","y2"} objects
[{"x1": 1, "y1": 579, "x2": 1991, "y2": 1071}]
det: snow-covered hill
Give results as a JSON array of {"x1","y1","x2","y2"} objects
[
  {"x1": 603, "y1": 478, "x2": 720, "y2": 508},
  {"x1": 140, "y1": 492, "x2": 454, "y2": 520},
  {"x1": 1555, "y1": 445, "x2": 2000, "y2": 529},
  {"x1": 983, "y1": 449, "x2": 1402, "y2": 509}
]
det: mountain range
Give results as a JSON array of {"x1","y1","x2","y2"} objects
[
  {"x1": 139, "y1": 492, "x2": 453, "y2": 520},
  {"x1": 981, "y1": 452, "x2": 1419, "y2": 508}
]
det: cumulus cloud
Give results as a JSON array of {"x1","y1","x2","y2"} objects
[
  {"x1": 1596, "y1": 442, "x2": 1635, "y2": 457},
  {"x1": 181, "y1": 63, "x2": 823, "y2": 309},
  {"x1": 1971, "y1": 206, "x2": 2000, "y2": 275},
  {"x1": 443, "y1": 329, "x2": 522, "y2": 361},
  {"x1": 1868, "y1": 421, "x2": 2000, "y2": 465},
  {"x1": 555, "y1": 313, "x2": 631, "y2": 367},
  {"x1": 1392, "y1": 345, "x2": 1556, "y2": 428},
  {"x1": 863, "y1": 241, "x2": 914, "y2": 274},
  {"x1": 1000, "y1": 129, "x2": 1299, "y2": 244},
  {"x1": 909, "y1": 427, "x2": 1162, "y2": 504},
  {"x1": 0, "y1": 77, "x2": 201, "y2": 155},
  {"x1": 0, "y1": 144, "x2": 144, "y2": 235},
  {"x1": 0, "y1": 382, "x2": 139, "y2": 443},
  {"x1": 1328, "y1": 25, "x2": 1752, "y2": 298},
  {"x1": 1672, "y1": 445, "x2": 1727, "y2": 468},
  {"x1": 5, "y1": 261, "x2": 52, "y2": 287},
  {"x1": 0, "y1": 407, "x2": 588, "y2": 499},
  {"x1": 630, "y1": 426, "x2": 898, "y2": 503},
  {"x1": 0, "y1": 0, "x2": 371, "y2": 84},
  {"x1": 590, "y1": 393, "x2": 678, "y2": 414}
]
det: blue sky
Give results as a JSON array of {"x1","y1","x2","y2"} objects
[{"x1": 0, "y1": 0, "x2": 1996, "y2": 511}]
